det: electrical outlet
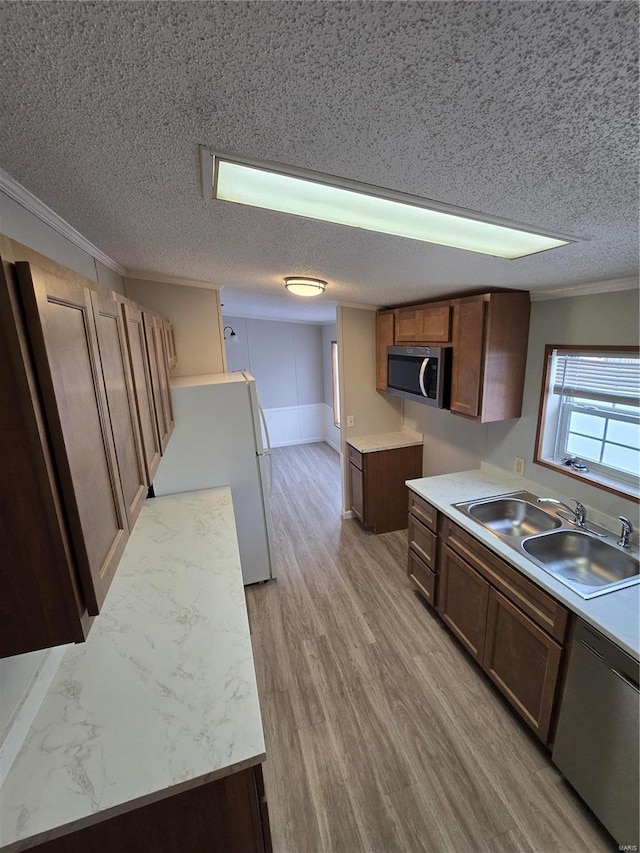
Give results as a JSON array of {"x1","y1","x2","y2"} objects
[
  {"x1": 346, "y1": 415, "x2": 355, "y2": 428},
  {"x1": 513, "y1": 457, "x2": 525, "y2": 476}
]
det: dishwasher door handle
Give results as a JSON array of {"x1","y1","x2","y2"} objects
[{"x1": 612, "y1": 667, "x2": 640, "y2": 693}]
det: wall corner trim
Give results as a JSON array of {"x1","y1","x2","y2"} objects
[{"x1": 0, "y1": 167, "x2": 127, "y2": 276}]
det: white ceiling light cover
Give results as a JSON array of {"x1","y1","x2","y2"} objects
[{"x1": 209, "y1": 154, "x2": 575, "y2": 260}]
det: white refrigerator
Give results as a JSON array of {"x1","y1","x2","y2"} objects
[{"x1": 153, "y1": 372, "x2": 276, "y2": 585}]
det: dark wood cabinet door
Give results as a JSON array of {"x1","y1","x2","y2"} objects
[
  {"x1": 91, "y1": 290, "x2": 147, "y2": 527},
  {"x1": 483, "y1": 588, "x2": 563, "y2": 744},
  {"x1": 17, "y1": 263, "x2": 129, "y2": 615},
  {"x1": 375, "y1": 310, "x2": 394, "y2": 391},
  {"x1": 437, "y1": 545, "x2": 490, "y2": 663},
  {"x1": 394, "y1": 303, "x2": 451, "y2": 344},
  {"x1": 349, "y1": 462, "x2": 365, "y2": 522},
  {"x1": 450, "y1": 297, "x2": 486, "y2": 417},
  {"x1": 120, "y1": 300, "x2": 162, "y2": 483},
  {"x1": 143, "y1": 311, "x2": 174, "y2": 453}
]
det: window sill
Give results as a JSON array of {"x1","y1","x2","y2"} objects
[{"x1": 535, "y1": 456, "x2": 640, "y2": 503}]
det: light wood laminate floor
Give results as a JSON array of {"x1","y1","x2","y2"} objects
[{"x1": 246, "y1": 443, "x2": 613, "y2": 853}]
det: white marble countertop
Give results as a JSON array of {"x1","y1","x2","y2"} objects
[
  {"x1": 0, "y1": 488, "x2": 265, "y2": 851},
  {"x1": 347, "y1": 430, "x2": 423, "y2": 453},
  {"x1": 407, "y1": 465, "x2": 640, "y2": 661}
]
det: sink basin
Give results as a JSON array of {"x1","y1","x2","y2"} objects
[
  {"x1": 522, "y1": 530, "x2": 640, "y2": 593},
  {"x1": 465, "y1": 496, "x2": 562, "y2": 538}
]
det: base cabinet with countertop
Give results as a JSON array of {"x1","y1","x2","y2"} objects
[
  {"x1": 407, "y1": 490, "x2": 569, "y2": 744},
  {"x1": 0, "y1": 487, "x2": 271, "y2": 853},
  {"x1": 348, "y1": 433, "x2": 423, "y2": 533},
  {"x1": 27, "y1": 766, "x2": 271, "y2": 853}
]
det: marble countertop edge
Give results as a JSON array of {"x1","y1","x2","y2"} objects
[
  {"x1": 347, "y1": 430, "x2": 423, "y2": 453},
  {"x1": 2, "y1": 752, "x2": 267, "y2": 853}
]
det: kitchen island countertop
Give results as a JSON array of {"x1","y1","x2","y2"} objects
[
  {"x1": 0, "y1": 487, "x2": 265, "y2": 851},
  {"x1": 407, "y1": 466, "x2": 640, "y2": 661}
]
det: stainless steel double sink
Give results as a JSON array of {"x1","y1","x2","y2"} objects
[{"x1": 454, "y1": 491, "x2": 640, "y2": 599}]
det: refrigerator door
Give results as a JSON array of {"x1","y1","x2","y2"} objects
[
  {"x1": 257, "y1": 452, "x2": 277, "y2": 580},
  {"x1": 244, "y1": 372, "x2": 270, "y2": 455},
  {"x1": 152, "y1": 374, "x2": 274, "y2": 584}
]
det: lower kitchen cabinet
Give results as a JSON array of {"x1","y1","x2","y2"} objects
[
  {"x1": 406, "y1": 492, "x2": 570, "y2": 745},
  {"x1": 348, "y1": 442, "x2": 422, "y2": 533},
  {"x1": 438, "y1": 545, "x2": 490, "y2": 664},
  {"x1": 483, "y1": 588, "x2": 563, "y2": 743},
  {"x1": 29, "y1": 765, "x2": 272, "y2": 853}
]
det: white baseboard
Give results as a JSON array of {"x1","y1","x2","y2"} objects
[
  {"x1": 342, "y1": 509, "x2": 354, "y2": 519},
  {"x1": 270, "y1": 436, "x2": 324, "y2": 448}
]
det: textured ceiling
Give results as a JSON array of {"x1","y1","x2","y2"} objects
[{"x1": 0, "y1": 1, "x2": 638, "y2": 322}]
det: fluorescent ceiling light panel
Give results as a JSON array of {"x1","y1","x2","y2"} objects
[{"x1": 208, "y1": 152, "x2": 575, "y2": 259}]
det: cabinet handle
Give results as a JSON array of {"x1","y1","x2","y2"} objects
[{"x1": 419, "y1": 358, "x2": 429, "y2": 397}]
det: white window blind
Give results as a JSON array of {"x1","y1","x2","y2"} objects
[{"x1": 552, "y1": 350, "x2": 640, "y2": 406}]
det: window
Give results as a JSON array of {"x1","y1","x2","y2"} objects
[
  {"x1": 331, "y1": 341, "x2": 341, "y2": 428},
  {"x1": 535, "y1": 346, "x2": 640, "y2": 500}
]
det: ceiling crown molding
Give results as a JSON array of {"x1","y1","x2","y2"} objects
[
  {"x1": 125, "y1": 270, "x2": 221, "y2": 290},
  {"x1": 0, "y1": 167, "x2": 126, "y2": 276},
  {"x1": 530, "y1": 276, "x2": 639, "y2": 301}
]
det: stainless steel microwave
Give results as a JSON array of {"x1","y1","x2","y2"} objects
[{"x1": 386, "y1": 346, "x2": 451, "y2": 407}]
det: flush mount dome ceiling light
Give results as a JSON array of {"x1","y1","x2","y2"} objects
[
  {"x1": 200, "y1": 147, "x2": 580, "y2": 260},
  {"x1": 284, "y1": 276, "x2": 326, "y2": 297}
]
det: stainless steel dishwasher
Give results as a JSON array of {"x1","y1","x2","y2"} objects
[{"x1": 552, "y1": 619, "x2": 639, "y2": 848}]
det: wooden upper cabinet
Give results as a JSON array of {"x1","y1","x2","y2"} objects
[
  {"x1": 0, "y1": 260, "x2": 91, "y2": 656},
  {"x1": 142, "y1": 311, "x2": 174, "y2": 453},
  {"x1": 119, "y1": 299, "x2": 162, "y2": 483},
  {"x1": 376, "y1": 310, "x2": 394, "y2": 392},
  {"x1": 164, "y1": 320, "x2": 177, "y2": 369},
  {"x1": 450, "y1": 292, "x2": 531, "y2": 423},
  {"x1": 90, "y1": 290, "x2": 148, "y2": 527},
  {"x1": 450, "y1": 297, "x2": 486, "y2": 418},
  {"x1": 16, "y1": 262, "x2": 129, "y2": 615},
  {"x1": 394, "y1": 302, "x2": 451, "y2": 344}
]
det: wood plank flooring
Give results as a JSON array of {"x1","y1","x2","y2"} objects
[{"x1": 246, "y1": 443, "x2": 614, "y2": 853}]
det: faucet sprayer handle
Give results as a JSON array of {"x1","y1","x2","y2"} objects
[
  {"x1": 618, "y1": 516, "x2": 633, "y2": 533},
  {"x1": 618, "y1": 516, "x2": 633, "y2": 548}
]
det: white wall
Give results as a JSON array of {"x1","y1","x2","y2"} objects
[
  {"x1": 223, "y1": 315, "x2": 327, "y2": 447},
  {"x1": 0, "y1": 189, "x2": 125, "y2": 293},
  {"x1": 339, "y1": 305, "x2": 403, "y2": 512},
  {"x1": 126, "y1": 278, "x2": 226, "y2": 377},
  {"x1": 405, "y1": 287, "x2": 640, "y2": 521},
  {"x1": 485, "y1": 288, "x2": 640, "y2": 521}
]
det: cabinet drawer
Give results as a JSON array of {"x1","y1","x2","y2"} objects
[
  {"x1": 348, "y1": 444, "x2": 363, "y2": 471},
  {"x1": 408, "y1": 549, "x2": 437, "y2": 606},
  {"x1": 408, "y1": 514, "x2": 437, "y2": 570},
  {"x1": 408, "y1": 491, "x2": 438, "y2": 532},
  {"x1": 442, "y1": 518, "x2": 568, "y2": 642}
]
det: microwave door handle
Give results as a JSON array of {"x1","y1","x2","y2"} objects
[{"x1": 419, "y1": 358, "x2": 430, "y2": 396}]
